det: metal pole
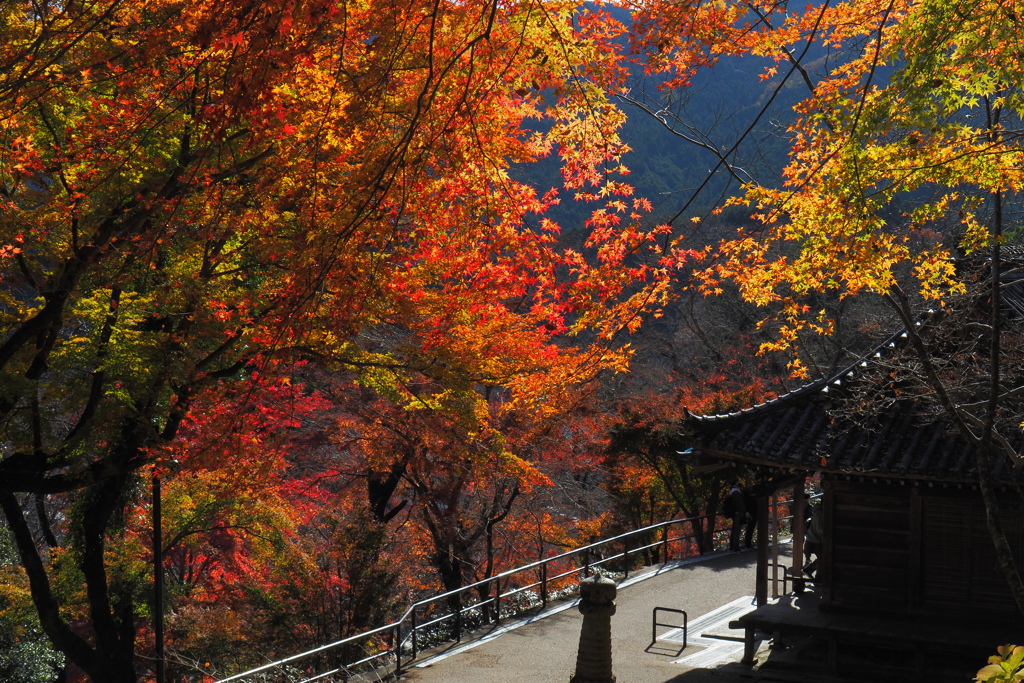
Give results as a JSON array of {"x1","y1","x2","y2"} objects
[
  {"x1": 493, "y1": 578, "x2": 501, "y2": 624},
  {"x1": 153, "y1": 473, "x2": 165, "y2": 683},
  {"x1": 394, "y1": 624, "x2": 401, "y2": 673},
  {"x1": 541, "y1": 563, "x2": 548, "y2": 608},
  {"x1": 455, "y1": 592, "x2": 462, "y2": 643},
  {"x1": 411, "y1": 607, "x2": 418, "y2": 659}
]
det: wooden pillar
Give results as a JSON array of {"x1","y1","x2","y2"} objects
[
  {"x1": 792, "y1": 477, "x2": 806, "y2": 575},
  {"x1": 741, "y1": 624, "x2": 757, "y2": 666},
  {"x1": 821, "y1": 479, "x2": 833, "y2": 607},
  {"x1": 756, "y1": 492, "x2": 769, "y2": 606},
  {"x1": 770, "y1": 493, "x2": 780, "y2": 598}
]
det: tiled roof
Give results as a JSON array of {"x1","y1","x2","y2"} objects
[
  {"x1": 680, "y1": 247, "x2": 1024, "y2": 484},
  {"x1": 683, "y1": 381, "x2": 1023, "y2": 483}
]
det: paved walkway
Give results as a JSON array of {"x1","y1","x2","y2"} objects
[{"x1": 397, "y1": 547, "x2": 782, "y2": 683}]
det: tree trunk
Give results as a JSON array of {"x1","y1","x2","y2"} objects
[
  {"x1": 976, "y1": 184, "x2": 1024, "y2": 615},
  {"x1": 885, "y1": 181, "x2": 1024, "y2": 616},
  {"x1": 974, "y1": 442, "x2": 1024, "y2": 613}
]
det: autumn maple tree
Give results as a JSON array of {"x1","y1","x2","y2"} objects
[
  {"x1": 0, "y1": 0, "x2": 702, "y2": 679},
  {"x1": 607, "y1": 353, "x2": 775, "y2": 551},
  {"x1": 625, "y1": 0, "x2": 1024, "y2": 612},
  {"x1": 11, "y1": 0, "x2": 1023, "y2": 678}
]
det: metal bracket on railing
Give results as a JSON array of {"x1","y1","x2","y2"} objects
[{"x1": 651, "y1": 607, "x2": 688, "y2": 649}]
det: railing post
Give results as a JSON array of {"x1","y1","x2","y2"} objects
[
  {"x1": 411, "y1": 607, "x2": 418, "y2": 659},
  {"x1": 455, "y1": 592, "x2": 463, "y2": 643},
  {"x1": 493, "y1": 578, "x2": 501, "y2": 624},
  {"x1": 219, "y1": 513, "x2": 723, "y2": 683},
  {"x1": 394, "y1": 623, "x2": 401, "y2": 673},
  {"x1": 662, "y1": 525, "x2": 670, "y2": 564},
  {"x1": 541, "y1": 562, "x2": 548, "y2": 608},
  {"x1": 623, "y1": 540, "x2": 630, "y2": 579}
]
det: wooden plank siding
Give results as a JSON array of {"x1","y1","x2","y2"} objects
[
  {"x1": 824, "y1": 479, "x2": 1023, "y2": 622},
  {"x1": 827, "y1": 483, "x2": 912, "y2": 613},
  {"x1": 921, "y1": 493, "x2": 1022, "y2": 619}
]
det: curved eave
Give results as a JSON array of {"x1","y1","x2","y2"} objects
[
  {"x1": 688, "y1": 328, "x2": 914, "y2": 429},
  {"x1": 679, "y1": 444, "x2": 1007, "y2": 487}
]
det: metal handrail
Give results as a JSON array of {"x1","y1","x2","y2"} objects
[
  {"x1": 217, "y1": 513, "x2": 722, "y2": 683},
  {"x1": 216, "y1": 492, "x2": 829, "y2": 683}
]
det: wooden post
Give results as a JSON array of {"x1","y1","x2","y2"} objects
[
  {"x1": 792, "y1": 478, "x2": 806, "y2": 592},
  {"x1": 742, "y1": 624, "x2": 757, "y2": 666},
  {"x1": 771, "y1": 493, "x2": 780, "y2": 598},
  {"x1": 756, "y1": 492, "x2": 769, "y2": 606},
  {"x1": 792, "y1": 478, "x2": 806, "y2": 573},
  {"x1": 820, "y1": 479, "x2": 834, "y2": 606}
]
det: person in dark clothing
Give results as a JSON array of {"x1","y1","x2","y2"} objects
[
  {"x1": 725, "y1": 480, "x2": 748, "y2": 552},
  {"x1": 742, "y1": 487, "x2": 757, "y2": 549}
]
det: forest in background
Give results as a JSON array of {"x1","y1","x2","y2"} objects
[{"x1": 1, "y1": 0, "x2": 1022, "y2": 680}]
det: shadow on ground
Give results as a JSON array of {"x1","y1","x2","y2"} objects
[
  {"x1": 655, "y1": 663, "x2": 759, "y2": 682},
  {"x1": 645, "y1": 641, "x2": 687, "y2": 658}
]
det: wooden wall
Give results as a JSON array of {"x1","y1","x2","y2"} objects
[
  {"x1": 920, "y1": 492, "x2": 1021, "y2": 619},
  {"x1": 825, "y1": 481, "x2": 912, "y2": 613},
  {"x1": 823, "y1": 479, "x2": 1022, "y2": 623}
]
